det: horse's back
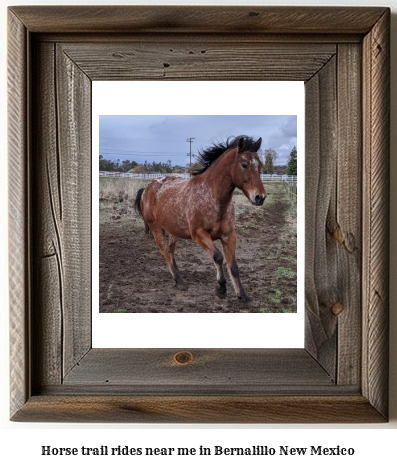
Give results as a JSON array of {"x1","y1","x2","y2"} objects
[
  {"x1": 148, "y1": 175, "x2": 188, "y2": 201},
  {"x1": 142, "y1": 176, "x2": 191, "y2": 238}
]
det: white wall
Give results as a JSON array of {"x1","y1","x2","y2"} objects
[{"x1": 0, "y1": 0, "x2": 396, "y2": 469}]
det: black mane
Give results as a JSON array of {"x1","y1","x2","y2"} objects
[{"x1": 192, "y1": 135, "x2": 260, "y2": 176}]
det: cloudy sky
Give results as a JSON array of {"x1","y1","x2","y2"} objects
[{"x1": 99, "y1": 115, "x2": 297, "y2": 167}]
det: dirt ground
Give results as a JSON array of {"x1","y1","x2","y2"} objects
[{"x1": 99, "y1": 179, "x2": 297, "y2": 313}]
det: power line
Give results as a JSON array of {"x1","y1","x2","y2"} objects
[
  {"x1": 100, "y1": 153, "x2": 184, "y2": 159},
  {"x1": 99, "y1": 148, "x2": 185, "y2": 155}
]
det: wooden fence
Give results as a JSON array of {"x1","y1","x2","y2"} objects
[
  {"x1": 99, "y1": 171, "x2": 297, "y2": 183},
  {"x1": 283, "y1": 180, "x2": 297, "y2": 204}
]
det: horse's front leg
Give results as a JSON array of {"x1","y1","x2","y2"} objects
[
  {"x1": 191, "y1": 228, "x2": 227, "y2": 298},
  {"x1": 221, "y1": 231, "x2": 252, "y2": 302}
]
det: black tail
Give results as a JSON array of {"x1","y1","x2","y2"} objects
[{"x1": 134, "y1": 188, "x2": 150, "y2": 233}]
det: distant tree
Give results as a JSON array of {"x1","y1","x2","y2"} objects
[
  {"x1": 286, "y1": 146, "x2": 297, "y2": 176},
  {"x1": 99, "y1": 155, "x2": 182, "y2": 174},
  {"x1": 99, "y1": 155, "x2": 117, "y2": 171},
  {"x1": 172, "y1": 165, "x2": 186, "y2": 174},
  {"x1": 262, "y1": 149, "x2": 278, "y2": 174},
  {"x1": 120, "y1": 160, "x2": 138, "y2": 172},
  {"x1": 165, "y1": 160, "x2": 173, "y2": 173},
  {"x1": 132, "y1": 165, "x2": 146, "y2": 174},
  {"x1": 186, "y1": 162, "x2": 202, "y2": 175}
]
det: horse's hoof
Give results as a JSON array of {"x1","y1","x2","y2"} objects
[
  {"x1": 175, "y1": 281, "x2": 188, "y2": 291},
  {"x1": 215, "y1": 285, "x2": 227, "y2": 299},
  {"x1": 238, "y1": 295, "x2": 253, "y2": 303}
]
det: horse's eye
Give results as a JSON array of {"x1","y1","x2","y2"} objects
[{"x1": 241, "y1": 163, "x2": 248, "y2": 169}]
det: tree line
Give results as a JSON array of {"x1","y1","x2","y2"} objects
[
  {"x1": 99, "y1": 146, "x2": 297, "y2": 175},
  {"x1": 262, "y1": 146, "x2": 297, "y2": 176},
  {"x1": 99, "y1": 156, "x2": 186, "y2": 174}
]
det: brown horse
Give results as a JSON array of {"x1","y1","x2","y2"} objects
[{"x1": 134, "y1": 135, "x2": 266, "y2": 302}]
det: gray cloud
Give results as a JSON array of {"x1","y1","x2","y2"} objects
[{"x1": 99, "y1": 115, "x2": 297, "y2": 166}]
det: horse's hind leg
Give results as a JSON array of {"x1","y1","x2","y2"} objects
[
  {"x1": 149, "y1": 223, "x2": 188, "y2": 291},
  {"x1": 191, "y1": 228, "x2": 227, "y2": 298},
  {"x1": 168, "y1": 235, "x2": 183, "y2": 280}
]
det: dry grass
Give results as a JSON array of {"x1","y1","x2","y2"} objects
[
  {"x1": 99, "y1": 177, "x2": 149, "y2": 222},
  {"x1": 99, "y1": 177, "x2": 147, "y2": 202}
]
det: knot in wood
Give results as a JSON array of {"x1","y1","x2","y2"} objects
[
  {"x1": 174, "y1": 351, "x2": 194, "y2": 365},
  {"x1": 331, "y1": 302, "x2": 344, "y2": 316},
  {"x1": 333, "y1": 225, "x2": 344, "y2": 244}
]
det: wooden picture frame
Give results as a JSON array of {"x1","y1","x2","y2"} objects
[{"x1": 8, "y1": 6, "x2": 390, "y2": 423}]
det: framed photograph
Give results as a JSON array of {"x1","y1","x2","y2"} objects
[
  {"x1": 93, "y1": 81, "x2": 304, "y2": 349},
  {"x1": 8, "y1": 6, "x2": 390, "y2": 423}
]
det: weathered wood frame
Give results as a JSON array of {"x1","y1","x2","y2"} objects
[{"x1": 8, "y1": 6, "x2": 390, "y2": 423}]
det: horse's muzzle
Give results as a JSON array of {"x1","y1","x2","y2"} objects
[{"x1": 253, "y1": 194, "x2": 266, "y2": 206}]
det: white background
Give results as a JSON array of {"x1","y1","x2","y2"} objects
[
  {"x1": 1, "y1": 0, "x2": 396, "y2": 470},
  {"x1": 92, "y1": 81, "x2": 305, "y2": 348}
]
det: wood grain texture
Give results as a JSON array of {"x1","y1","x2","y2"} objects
[
  {"x1": 9, "y1": 6, "x2": 387, "y2": 34},
  {"x1": 335, "y1": 44, "x2": 362, "y2": 386},
  {"x1": 8, "y1": 6, "x2": 390, "y2": 423},
  {"x1": 34, "y1": 33, "x2": 363, "y2": 45},
  {"x1": 11, "y1": 395, "x2": 385, "y2": 424},
  {"x1": 304, "y1": 57, "x2": 338, "y2": 377},
  {"x1": 362, "y1": 9, "x2": 390, "y2": 419},
  {"x1": 60, "y1": 42, "x2": 335, "y2": 81},
  {"x1": 32, "y1": 42, "x2": 63, "y2": 387},
  {"x1": 62, "y1": 349, "x2": 333, "y2": 391},
  {"x1": 8, "y1": 10, "x2": 30, "y2": 418},
  {"x1": 55, "y1": 45, "x2": 92, "y2": 377},
  {"x1": 304, "y1": 43, "x2": 363, "y2": 386},
  {"x1": 32, "y1": 42, "x2": 92, "y2": 387}
]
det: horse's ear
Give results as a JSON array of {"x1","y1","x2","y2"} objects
[
  {"x1": 237, "y1": 137, "x2": 246, "y2": 153},
  {"x1": 252, "y1": 137, "x2": 262, "y2": 152}
]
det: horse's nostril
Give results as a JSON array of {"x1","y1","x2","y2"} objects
[{"x1": 255, "y1": 194, "x2": 265, "y2": 204}]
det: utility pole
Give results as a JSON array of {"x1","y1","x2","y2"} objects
[{"x1": 186, "y1": 137, "x2": 195, "y2": 174}]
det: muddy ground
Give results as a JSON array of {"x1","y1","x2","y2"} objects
[{"x1": 99, "y1": 180, "x2": 297, "y2": 313}]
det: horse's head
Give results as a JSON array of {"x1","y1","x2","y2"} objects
[{"x1": 232, "y1": 137, "x2": 267, "y2": 206}]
